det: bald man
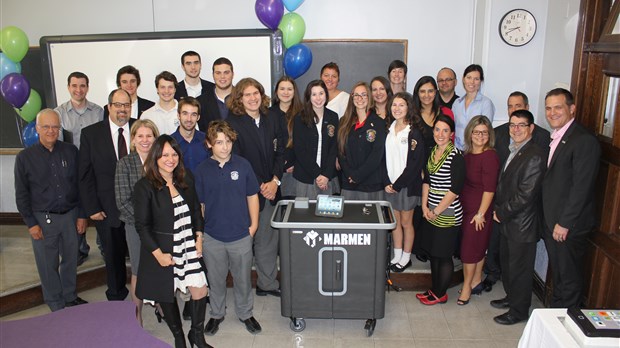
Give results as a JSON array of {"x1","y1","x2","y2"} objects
[{"x1": 15, "y1": 109, "x2": 88, "y2": 311}]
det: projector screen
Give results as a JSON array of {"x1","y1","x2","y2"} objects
[{"x1": 40, "y1": 29, "x2": 284, "y2": 108}]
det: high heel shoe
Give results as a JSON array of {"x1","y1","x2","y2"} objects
[
  {"x1": 456, "y1": 297, "x2": 470, "y2": 306},
  {"x1": 419, "y1": 290, "x2": 448, "y2": 305},
  {"x1": 471, "y1": 282, "x2": 484, "y2": 295},
  {"x1": 415, "y1": 290, "x2": 430, "y2": 299},
  {"x1": 155, "y1": 308, "x2": 165, "y2": 323}
]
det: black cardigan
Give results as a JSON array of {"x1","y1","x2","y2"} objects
[{"x1": 382, "y1": 126, "x2": 426, "y2": 197}]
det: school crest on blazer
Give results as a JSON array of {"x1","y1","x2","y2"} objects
[
  {"x1": 366, "y1": 129, "x2": 376, "y2": 142},
  {"x1": 327, "y1": 124, "x2": 335, "y2": 137},
  {"x1": 410, "y1": 139, "x2": 418, "y2": 150}
]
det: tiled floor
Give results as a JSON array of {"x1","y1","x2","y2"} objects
[
  {"x1": 1, "y1": 224, "x2": 540, "y2": 347},
  {"x1": 0, "y1": 225, "x2": 105, "y2": 295},
  {"x1": 1, "y1": 279, "x2": 540, "y2": 347}
]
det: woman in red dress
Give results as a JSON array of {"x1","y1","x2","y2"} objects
[{"x1": 457, "y1": 115, "x2": 499, "y2": 305}]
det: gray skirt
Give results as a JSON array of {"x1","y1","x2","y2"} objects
[
  {"x1": 280, "y1": 172, "x2": 297, "y2": 197},
  {"x1": 124, "y1": 223, "x2": 140, "y2": 276},
  {"x1": 340, "y1": 189, "x2": 385, "y2": 201},
  {"x1": 294, "y1": 177, "x2": 340, "y2": 200},
  {"x1": 385, "y1": 187, "x2": 420, "y2": 211}
]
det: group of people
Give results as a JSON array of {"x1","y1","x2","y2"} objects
[{"x1": 14, "y1": 50, "x2": 600, "y2": 347}]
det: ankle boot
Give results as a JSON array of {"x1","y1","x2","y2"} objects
[
  {"x1": 188, "y1": 297, "x2": 212, "y2": 348},
  {"x1": 159, "y1": 301, "x2": 187, "y2": 348}
]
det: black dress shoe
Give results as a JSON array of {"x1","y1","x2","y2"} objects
[
  {"x1": 240, "y1": 316, "x2": 262, "y2": 334},
  {"x1": 390, "y1": 260, "x2": 412, "y2": 273},
  {"x1": 65, "y1": 297, "x2": 88, "y2": 307},
  {"x1": 77, "y1": 253, "x2": 88, "y2": 267},
  {"x1": 490, "y1": 297, "x2": 510, "y2": 309},
  {"x1": 493, "y1": 312, "x2": 526, "y2": 325},
  {"x1": 205, "y1": 317, "x2": 224, "y2": 336},
  {"x1": 256, "y1": 287, "x2": 281, "y2": 297},
  {"x1": 482, "y1": 278, "x2": 495, "y2": 292}
]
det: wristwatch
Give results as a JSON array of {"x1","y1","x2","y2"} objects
[{"x1": 273, "y1": 178, "x2": 281, "y2": 186}]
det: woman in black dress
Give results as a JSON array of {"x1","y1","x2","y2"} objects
[{"x1": 134, "y1": 135, "x2": 211, "y2": 348}]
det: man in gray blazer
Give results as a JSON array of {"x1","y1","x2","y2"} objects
[
  {"x1": 542, "y1": 88, "x2": 600, "y2": 308},
  {"x1": 491, "y1": 109, "x2": 546, "y2": 325}
]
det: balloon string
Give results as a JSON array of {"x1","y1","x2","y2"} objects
[{"x1": 15, "y1": 112, "x2": 25, "y2": 147}]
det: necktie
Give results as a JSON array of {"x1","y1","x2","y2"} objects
[{"x1": 118, "y1": 128, "x2": 128, "y2": 159}]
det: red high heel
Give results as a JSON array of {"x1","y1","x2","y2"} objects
[
  {"x1": 419, "y1": 290, "x2": 448, "y2": 305},
  {"x1": 416, "y1": 290, "x2": 431, "y2": 299}
]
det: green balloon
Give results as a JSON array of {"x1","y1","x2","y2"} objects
[
  {"x1": 1, "y1": 26, "x2": 29, "y2": 63},
  {"x1": 15, "y1": 89, "x2": 41, "y2": 122},
  {"x1": 278, "y1": 13, "x2": 306, "y2": 49}
]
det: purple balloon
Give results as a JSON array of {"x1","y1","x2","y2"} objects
[
  {"x1": 21, "y1": 120, "x2": 39, "y2": 147},
  {"x1": 284, "y1": 44, "x2": 313, "y2": 79},
  {"x1": 0, "y1": 73, "x2": 30, "y2": 108},
  {"x1": 255, "y1": 0, "x2": 284, "y2": 30}
]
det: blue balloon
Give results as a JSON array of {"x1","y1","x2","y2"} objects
[
  {"x1": 283, "y1": 0, "x2": 304, "y2": 11},
  {"x1": 284, "y1": 44, "x2": 312, "y2": 79},
  {"x1": 22, "y1": 121, "x2": 39, "y2": 147},
  {"x1": 0, "y1": 53, "x2": 21, "y2": 81}
]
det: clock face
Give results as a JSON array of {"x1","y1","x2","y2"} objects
[{"x1": 499, "y1": 9, "x2": 537, "y2": 47}]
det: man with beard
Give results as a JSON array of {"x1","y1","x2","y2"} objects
[
  {"x1": 79, "y1": 89, "x2": 134, "y2": 301},
  {"x1": 171, "y1": 97, "x2": 209, "y2": 173}
]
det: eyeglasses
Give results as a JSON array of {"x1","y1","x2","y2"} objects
[
  {"x1": 111, "y1": 102, "x2": 131, "y2": 109},
  {"x1": 437, "y1": 78, "x2": 455, "y2": 84},
  {"x1": 353, "y1": 93, "x2": 368, "y2": 99},
  {"x1": 471, "y1": 130, "x2": 489, "y2": 136},
  {"x1": 509, "y1": 123, "x2": 530, "y2": 129},
  {"x1": 38, "y1": 125, "x2": 61, "y2": 132}
]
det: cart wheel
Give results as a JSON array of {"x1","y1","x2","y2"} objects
[
  {"x1": 364, "y1": 319, "x2": 376, "y2": 337},
  {"x1": 290, "y1": 318, "x2": 306, "y2": 332}
]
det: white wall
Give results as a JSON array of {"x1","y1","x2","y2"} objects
[{"x1": 0, "y1": 0, "x2": 578, "y2": 212}]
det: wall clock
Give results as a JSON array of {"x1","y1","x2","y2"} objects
[{"x1": 499, "y1": 9, "x2": 537, "y2": 47}]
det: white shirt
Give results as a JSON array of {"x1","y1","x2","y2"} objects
[
  {"x1": 327, "y1": 91, "x2": 350, "y2": 119},
  {"x1": 385, "y1": 121, "x2": 411, "y2": 183},
  {"x1": 141, "y1": 100, "x2": 179, "y2": 135},
  {"x1": 315, "y1": 118, "x2": 323, "y2": 166},
  {"x1": 185, "y1": 81, "x2": 202, "y2": 98},
  {"x1": 108, "y1": 117, "x2": 130, "y2": 160}
]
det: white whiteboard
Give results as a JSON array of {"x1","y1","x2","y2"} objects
[{"x1": 40, "y1": 30, "x2": 283, "y2": 108}]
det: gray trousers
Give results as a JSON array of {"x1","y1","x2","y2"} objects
[
  {"x1": 32, "y1": 209, "x2": 79, "y2": 311},
  {"x1": 254, "y1": 203, "x2": 279, "y2": 290},
  {"x1": 203, "y1": 234, "x2": 253, "y2": 320}
]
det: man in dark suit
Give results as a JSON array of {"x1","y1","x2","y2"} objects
[
  {"x1": 483, "y1": 91, "x2": 550, "y2": 292},
  {"x1": 197, "y1": 57, "x2": 234, "y2": 131},
  {"x1": 174, "y1": 50, "x2": 215, "y2": 101},
  {"x1": 491, "y1": 109, "x2": 546, "y2": 325},
  {"x1": 103, "y1": 65, "x2": 155, "y2": 119},
  {"x1": 542, "y1": 88, "x2": 600, "y2": 308},
  {"x1": 79, "y1": 89, "x2": 134, "y2": 301}
]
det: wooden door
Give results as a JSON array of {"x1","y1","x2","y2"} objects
[{"x1": 571, "y1": 0, "x2": 620, "y2": 308}]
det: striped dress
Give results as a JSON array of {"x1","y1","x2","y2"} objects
[
  {"x1": 171, "y1": 194, "x2": 207, "y2": 293},
  {"x1": 426, "y1": 145, "x2": 464, "y2": 227}
]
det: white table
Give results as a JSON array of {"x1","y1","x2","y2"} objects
[{"x1": 519, "y1": 308, "x2": 620, "y2": 348}]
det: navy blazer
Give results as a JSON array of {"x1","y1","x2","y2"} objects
[
  {"x1": 226, "y1": 112, "x2": 286, "y2": 210},
  {"x1": 133, "y1": 174, "x2": 203, "y2": 303},
  {"x1": 103, "y1": 97, "x2": 155, "y2": 120},
  {"x1": 494, "y1": 141, "x2": 546, "y2": 242},
  {"x1": 542, "y1": 121, "x2": 600, "y2": 233},
  {"x1": 338, "y1": 112, "x2": 387, "y2": 192},
  {"x1": 292, "y1": 108, "x2": 339, "y2": 184},
  {"x1": 79, "y1": 118, "x2": 135, "y2": 227}
]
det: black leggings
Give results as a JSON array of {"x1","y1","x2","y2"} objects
[{"x1": 430, "y1": 256, "x2": 453, "y2": 297}]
